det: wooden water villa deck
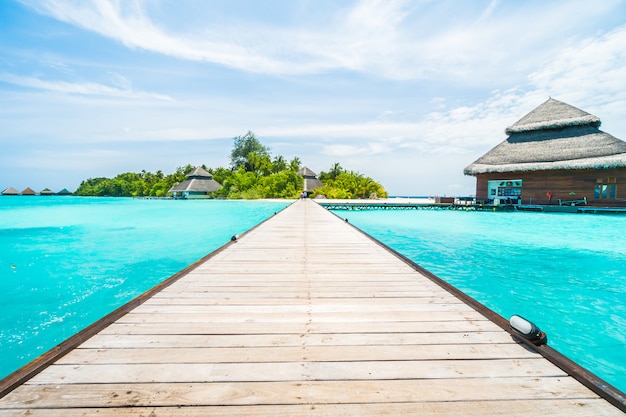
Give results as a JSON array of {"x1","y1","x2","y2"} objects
[{"x1": 0, "y1": 199, "x2": 624, "y2": 416}]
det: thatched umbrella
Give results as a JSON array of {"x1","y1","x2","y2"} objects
[{"x1": 464, "y1": 98, "x2": 626, "y2": 175}]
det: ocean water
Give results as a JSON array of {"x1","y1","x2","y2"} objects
[
  {"x1": 0, "y1": 197, "x2": 289, "y2": 379},
  {"x1": 332, "y1": 208, "x2": 626, "y2": 393}
]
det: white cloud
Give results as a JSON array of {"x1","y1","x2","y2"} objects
[
  {"x1": 0, "y1": 73, "x2": 173, "y2": 100},
  {"x1": 511, "y1": 23, "x2": 626, "y2": 137},
  {"x1": 527, "y1": 25, "x2": 626, "y2": 107},
  {"x1": 108, "y1": 72, "x2": 132, "y2": 90},
  {"x1": 19, "y1": 0, "x2": 623, "y2": 82}
]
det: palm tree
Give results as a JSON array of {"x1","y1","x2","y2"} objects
[
  {"x1": 329, "y1": 162, "x2": 343, "y2": 179},
  {"x1": 272, "y1": 155, "x2": 287, "y2": 173},
  {"x1": 289, "y1": 157, "x2": 301, "y2": 172}
]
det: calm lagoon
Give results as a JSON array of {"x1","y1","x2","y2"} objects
[
  {"x1": 0, "y1": 197, "x2": 289, "y2": 379},
  {"x1": 331, "y1": 207, "x2": 626, "y2": 393}
]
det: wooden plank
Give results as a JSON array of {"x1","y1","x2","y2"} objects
[
  {"x1": 1, "y1": 400, "x2": 623, "y2": 417},
  {"x1": 79, "y1": 331, "x2": 515, "y2": 348},
  {"x1": 29, "y1": 358, "x2": 563, "y2": 384},
  {"x1": 146, "y1": 295, "x2": 461, "y2": 304},
  {"x1": 130, "y1": 302, "x2": 469, "y2": 314},
  {"x1": 149, "y1": 290, "x2": 455, "y2": 298},
  {"x1": 0, "y1": 378, "x2": 601, "y2": 408},
  {"x1": 54, "y1": 343, "x2": 540, "y2": 365},
  {"x1": 116, "y1": 310, "x2": 483, "y2": 324},
  {"x1": 99, "y1": 319, "x2": 500, "y2": 335}
]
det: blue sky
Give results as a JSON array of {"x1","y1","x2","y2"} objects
[{"x1": 1, "y1": 0, "x2": 626, "y2": 195}]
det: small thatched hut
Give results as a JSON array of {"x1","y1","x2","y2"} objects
[
  {"x1": 56, "y1": 188, "x2": 73, "y2": 196},
  {"x1": 21, "y1": 187, "x2": 36, "y2": 196},
  {"x1": 464, "y1": 98, "x2": 626, "y2": 206},
  {"x1": 2, "y1": 187, "x2": 20, "y2": 196},
  {"x1": 168, "y1": 167, "x2": 222, "y2": 199},
  {"x1": 40, "y1": 188, "x2": 55, "y2": 196},
  {"x1": 297, "y1": 167, "x2": 324, "y2": 197}
]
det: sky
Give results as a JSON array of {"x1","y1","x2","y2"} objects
[{"x1": 1, "y1": 0, "x2": 626, "y2": 196}]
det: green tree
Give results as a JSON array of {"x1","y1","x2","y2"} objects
[
  {"x1": 313, "y1": 167, "x2": 387, "y2": 199},
  {"x1": 272, "y1": 155, "x2": 287, "y2": 173},
  {"x1": 208, "y1": 167, "x2": 233, "y2": 185},
  {"x1": 258, "y1": 170, "x2": 301, "y2": 198},
  {"x1": 74, "y1": 177, "x2": 107, "y2": 196},
  {"x1": 247, "y1": 151, "x2": 273, "y2": 175},
  {"x1": 289, "y1": 157, "x2": 301, "y2": 172},
  {"x1": 230, "y1": 131, "x2": 271, "y2": 171},
  {"x1": 319, "y1": 163, "x2": 344, "y2": 181}
]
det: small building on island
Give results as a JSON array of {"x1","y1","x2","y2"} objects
[
  {"x1": 168, "y1": 166, "x2": 222, "y2": 199},
  {"x1": 1, "y1": 187, "x2": 20, "y2": 196},
  {"x1": 21, "y1": 187, "x2": 36, "y2": 196},
  {"x1": 56, "y1": 188, "x2": 73, "y2": 196},
  {"x1": 464, "y1": 98, "x2": 626, "y2": 207},
  {"x1": 298, "y1": 166, "x2": 324, "y2": 197}
]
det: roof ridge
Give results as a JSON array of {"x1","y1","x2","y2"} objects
[{"x1": 505, "y1": 98, "x2": 601, "y2": 135}]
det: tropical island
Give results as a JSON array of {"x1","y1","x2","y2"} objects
[{"x1": 75, "y1": 131, "x2": 387, "y2": 199}]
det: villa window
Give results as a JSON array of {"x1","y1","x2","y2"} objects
[
  {"x1": 595, "y1": 178, "x2": 617, "y2": 199},
  {"x1": 487, "y1": 179, "x2": 522, "y2": 204}
]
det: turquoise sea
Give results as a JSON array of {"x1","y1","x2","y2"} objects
[
  {"x1": 332, "y1": 208, "x2": 626, "y2": 393},
  {"x1": 0, "y1": 197, "x2": 289, "y2": 379}
]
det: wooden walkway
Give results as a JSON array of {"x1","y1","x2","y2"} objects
[{"x1": 0, "y1": 199, "x2": 623, "y2": 416}]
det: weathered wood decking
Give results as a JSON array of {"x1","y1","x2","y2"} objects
[{"x1": 0, "y1": 199, "x2": 623, "y2": 416}]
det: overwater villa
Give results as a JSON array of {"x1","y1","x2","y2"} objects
[
  {"x1": 39, "y1": 188, "x2": 55, "y2": 196},
  {"x1": 1, "y1": 187, "x2": 19, "y2": 196},
  {"x1": 168, "y1": 166, "x2": 222, "y2": 199},
  {"x1": 297, "y1": 166, "x2": 324, "y2": 197},
  {"x1": 465, "y1": 98, "x2": 626, "y2": 207},
  {"x1": 20, "y1": 187, "x2": 36, "y2": 196}
]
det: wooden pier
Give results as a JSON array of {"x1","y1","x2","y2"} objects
[{"x1": 0, "y1": 199, "x2": 624, "y2": 416}]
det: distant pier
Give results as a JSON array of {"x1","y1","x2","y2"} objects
[
  {"x1": 0, "y1": 199, "x2": 624, "y2": 415},
  {"x1": 320, "y1": 198, "x2": 626, "y2": 214}
]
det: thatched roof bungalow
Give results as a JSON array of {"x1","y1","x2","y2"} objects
[
  {"x1": 464, "y1": 98, "x2": 626, "y2": 206},
  {"x1": 21, "y1": 187, "x2": 36, "y2": 196},
  {"x1": 40, "y1": 188, "x2": 55, "y2": 196},
  {"x1": 297, "y1": 167, "x2": 324, "y2": 197},
  {"x1": 56, "y1": 188, "x2": 73, "y2": 196},
  {"x1": 168, "y1": 167, "x2": 222, "y2": 199},
  {"x1": 2, "y1": 187, "x2": 20, "y2": 196}
]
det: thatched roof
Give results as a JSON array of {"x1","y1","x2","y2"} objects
[
  {"x1": 2, "y1": 187, "x2": 19, "y2": 195},
  {"x1": 298, "y1": 166, "x2": 324, "y2": 192},
  {"x1": 303, "y1": 177, "x2": 324, "y2": 192},
  {"x1": 186, "y1": 167, "x2": 212, "y2": 178},
  {"x1": 56, "y1": 188, "x2": 72, "y2": 195},
  {"x1": 505, "y1": 98, "x2": 601, "y2": 134},
  {"x1": 40, "y1": 188, "x2": 55, "y2": 195},
  {"x1": 168, "y1": 167, "x2": 222, "y2": 193},
  {"x1": 21, "y1": 187, "x2": 36, "y2": 195},
  {"x1": 297, "y1": 166, "x2": 318, "y2": 177},
  {"x1": 464, "y1": 98, "x2": 626, "y2": 175}
]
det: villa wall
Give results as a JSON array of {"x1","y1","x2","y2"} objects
[{"x1": 474, "y1": 167, "x2": 626, "y2": 206}]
